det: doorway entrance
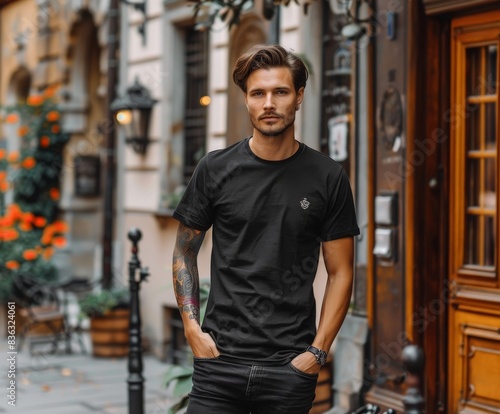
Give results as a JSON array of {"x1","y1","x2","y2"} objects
[{"x1": 448, "y1": 10, "x2": 500, "y2": 413}]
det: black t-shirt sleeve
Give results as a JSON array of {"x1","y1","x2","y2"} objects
[
  {"x1": 172, "y1": 155, "x2": 213, "y2": 231},
  {"x1": 320, "y1": 169, "x2": 360, "y2": 241}
]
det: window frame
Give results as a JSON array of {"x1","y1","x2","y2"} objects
[{"x1": 450, "y1": 14, "x2": 500, "y2": 288}]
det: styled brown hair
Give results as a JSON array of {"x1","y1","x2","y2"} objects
[{"x1": 232, "y1": 44, "x2": 308, "y2": 93}]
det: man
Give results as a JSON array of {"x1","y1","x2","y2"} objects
[{"x1": 172, "y1": 44, "x2": 359, "y2": 414}]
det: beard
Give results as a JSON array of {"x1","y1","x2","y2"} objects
[{"x1": 250, "y1": 111, "x2": 296, "y2": 137}]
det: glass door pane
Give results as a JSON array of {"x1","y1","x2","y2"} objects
[{"x1": 464, "y1": 44, "x2": 497, "y2": 268}]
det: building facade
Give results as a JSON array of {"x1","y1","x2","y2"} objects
[
  {"x1": 4, "y1": 0, "x2": 499, "y2": 413},
  {"x1": 0, "y1": 0, "x2": 118, "y2": 289},
  {"x1": 363, "y1": 0, "x2": 500, "y2": 413}
]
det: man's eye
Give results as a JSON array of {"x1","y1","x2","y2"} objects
[{"x1": 276, "y1": 90, "x2": 288, "y2": 95}]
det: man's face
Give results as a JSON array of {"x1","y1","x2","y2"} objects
[{"x1": 245, "y1": 67, "x2": 304, "y2": 137}]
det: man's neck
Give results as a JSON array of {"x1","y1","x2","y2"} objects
[{"x1": 249, "y1": 133, "x2": 299, "y2": 161}]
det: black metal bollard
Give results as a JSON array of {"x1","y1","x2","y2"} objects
[
  {"x1": 402, "y1": 345, "x2": 425, "y2": 414},
  {"x1": 127, "y1": 228, "x2": 150, "y2": 414}
]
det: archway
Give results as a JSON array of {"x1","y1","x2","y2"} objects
[
  {"x1": 3, "y1": 67, "x2": 32, "y2": 153},
  {"x1": 227, "y1": 15, "x2": 268, "y2": 145}
]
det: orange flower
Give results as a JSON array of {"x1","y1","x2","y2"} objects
[
  {"x1": 0, "y1": 215, "x2": 14, "y2": 227},
  {"x1": 44, "y1": 87, "x2": 56, "y2": 98},
  {"x1": 0, "y1": 149, "x2": 5, "y2": 159},
  {"x1": 19, "y1": 222, "x2": 32, "y2": 232},
  {"x1": 27, "y1": 95, "x2": 43, "y2": 106},
  {"x1": 18, "y1": 125, "x2": 29, "y2": 136},
  {"x1": 5, "y1": 113, "x2": 18, "y2": 124},
  {"x1": 22, "y1": 157, "x2": 36, "y2": 169},
  {"x1": 41, "y1": 225, "x2": 54, "y2": 245},
  {"x1": 51, "y1": 124, "x2": 60, "y2": 133},
  {"x1": 7, "y1": 151, "x2": 19, "y2": 163},
  {"x1": 0, "y1": 172, "x2": 7, "y2": 191},
  {"x1": 33, "y1": 216, "x2": 47, "y2": 227},
  {"x1": 22, "y1": 212, "x2": 34, "y2": 223},
  {"x1": 41, "y1": 235, "x2": 52, "y2": 246},
  {"x1": 52, "y1": 236, "x2": 66, "y2": 248},
  {"x1": 46, "y1": 111, "x2": 60, "y2": 122},
  {"x1": 22, "y1": 249, "x2": 38, "y2": 261},
  {"x1": 43, "y1": 247, "x2": 54, "y2": 260},
  {"x1": 52, "y1": 220, "x2": 69, "y2": 233},
  {"x1": 40, "y1": 136, "x2": 50, "y2": 148},
  {"x1": 7, "y1": 204, "x2": 22, "y2": 220},
  {"x1": 5, "y1": 261, "x2": 20, "y2": 270},
  {"x1": 49, "y1": 188, "x2": 60, "y2": 200},
  {"x1": 1, "y1": 228, "x2": 19, "y2": 242}
]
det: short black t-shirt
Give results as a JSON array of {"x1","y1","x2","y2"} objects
[{"x1": 173, "y1": 137, "x2": 360, "y2": 365}]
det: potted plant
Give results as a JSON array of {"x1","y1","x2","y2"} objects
[
  {"x1": 79, "y1": 288, "x2": 130, "y2": 357},
  {"x1": 0, "y1": 92, "x2": 69, "y2": 336}
]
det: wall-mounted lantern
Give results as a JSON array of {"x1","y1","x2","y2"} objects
[{"x1": 111, "y1": 78, "x2": 157, "y2": 155}]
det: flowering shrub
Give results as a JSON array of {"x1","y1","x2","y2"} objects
[{"x1": 0, "y1": 91, "x2": 69, "y2": 302}]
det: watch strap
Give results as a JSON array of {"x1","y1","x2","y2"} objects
[{"x1": 306, "y1": 345, "x2": 328, "y2": 366}]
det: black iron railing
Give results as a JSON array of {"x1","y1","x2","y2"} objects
[
  {"x1": 353, "y1": 345, "x2": 425, "y2": 414},
  {"x1": 127, "y1": 228, "x2": 149, "y2": 414}
]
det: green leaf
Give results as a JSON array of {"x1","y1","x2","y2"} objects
[
  {"x1": 167, "y1": 395, "x2": 189, "y2": 414},
  {"x1": 173, "y1": 374, "x2": 193, "y2": 398},
  {"x1": 163, "y1": 365, "x2": 194, "y2": 387}
]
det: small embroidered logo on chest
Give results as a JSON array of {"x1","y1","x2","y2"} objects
[{"x1": 300, "y1": 198, "x2": 310, "y2": 210}]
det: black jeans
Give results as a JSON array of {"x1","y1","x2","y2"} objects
[{"x1": 187, "y1": 357, "x2": 318, "y2": 414}]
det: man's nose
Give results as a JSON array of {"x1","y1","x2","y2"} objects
[{"x1": 263, "y1": 93, "x2": 276, "y2": 110}]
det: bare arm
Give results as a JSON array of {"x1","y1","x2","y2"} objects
[
  {"x1": 292, "y1": 237, "x2": 354, "y2": 373},
  {"x1": 172, "y1": 222, "x2": 219, "y2": 358},
  {"x1": 173, "y1": 223, "x2": 205, "y2": 323}
]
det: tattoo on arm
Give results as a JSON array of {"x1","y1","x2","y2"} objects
[{"x1": 172, "y1": 223, "x2": 206, "y2": 324}]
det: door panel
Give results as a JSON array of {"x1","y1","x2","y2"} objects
[{"x1": 449, "y1": 11, "x2": 500, "y2": 414}]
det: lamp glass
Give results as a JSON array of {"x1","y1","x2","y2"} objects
[
  {"x1": 200, "y1": 95, "x2": 211, "y2": 106},
  {"x1": 116, "y1": 109, "x2": 133, "y2": 125},
  {"x1": 121, "y1": 108, "x2": 143, "y2": 139}
]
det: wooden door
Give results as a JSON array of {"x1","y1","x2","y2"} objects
[{"x1": 449, "y1": 11, "x2": 500, "y2": 414}]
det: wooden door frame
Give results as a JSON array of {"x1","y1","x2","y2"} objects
[
  {"x1": 448, "y1": 10, "x2": 500, "y2": 413},
  {"x1": 408, "y1": 4, "x2": 451, "y2": 413},
  {"x1": 415, "y1": 3, "x2": 500, "y2": 413}
]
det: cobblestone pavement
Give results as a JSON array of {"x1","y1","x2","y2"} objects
[{"x1": 0, "y1": 334, "x2": 173, "y2": 414}]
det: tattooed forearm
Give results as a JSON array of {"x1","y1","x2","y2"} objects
[{"x1": 172, "y1": 223, "x2": 206, "y2": 324}]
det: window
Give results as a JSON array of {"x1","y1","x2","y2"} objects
[
  {"x1": 464, "y1": 45, "x2": 497, "y2": 268},
  {"x1": 451, "y1": 22, "x2": 499, "y2": 285},
  {"x1": 183, "y1": 28, "x2": 209, "y2": 184},
  {"x1": 159, "y1": 26, "x2": 209, "y2": 212}
]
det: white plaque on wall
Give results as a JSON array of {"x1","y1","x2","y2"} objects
[{"x1": 328, "y1": 115, "x2": 349, "y2": 162}]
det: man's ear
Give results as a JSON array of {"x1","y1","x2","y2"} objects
[
  {"x1": 296, "y1": 87, "x2": 305, "y2": 106},
  {"x1": 244, "y1": 93, "x2": 249, "y2": 109}
]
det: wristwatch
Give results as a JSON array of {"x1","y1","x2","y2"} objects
[{"x1": 306, "y1": 345, "x2": 328, "y2": 366}]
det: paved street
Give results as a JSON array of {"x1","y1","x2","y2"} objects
[{"x1": 0, "y1": 335, "x2": 173, "y2": 414}]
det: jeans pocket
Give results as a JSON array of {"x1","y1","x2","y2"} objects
[{"x1": 287, "y1": 362, "x2": 319, "y2": 379}]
